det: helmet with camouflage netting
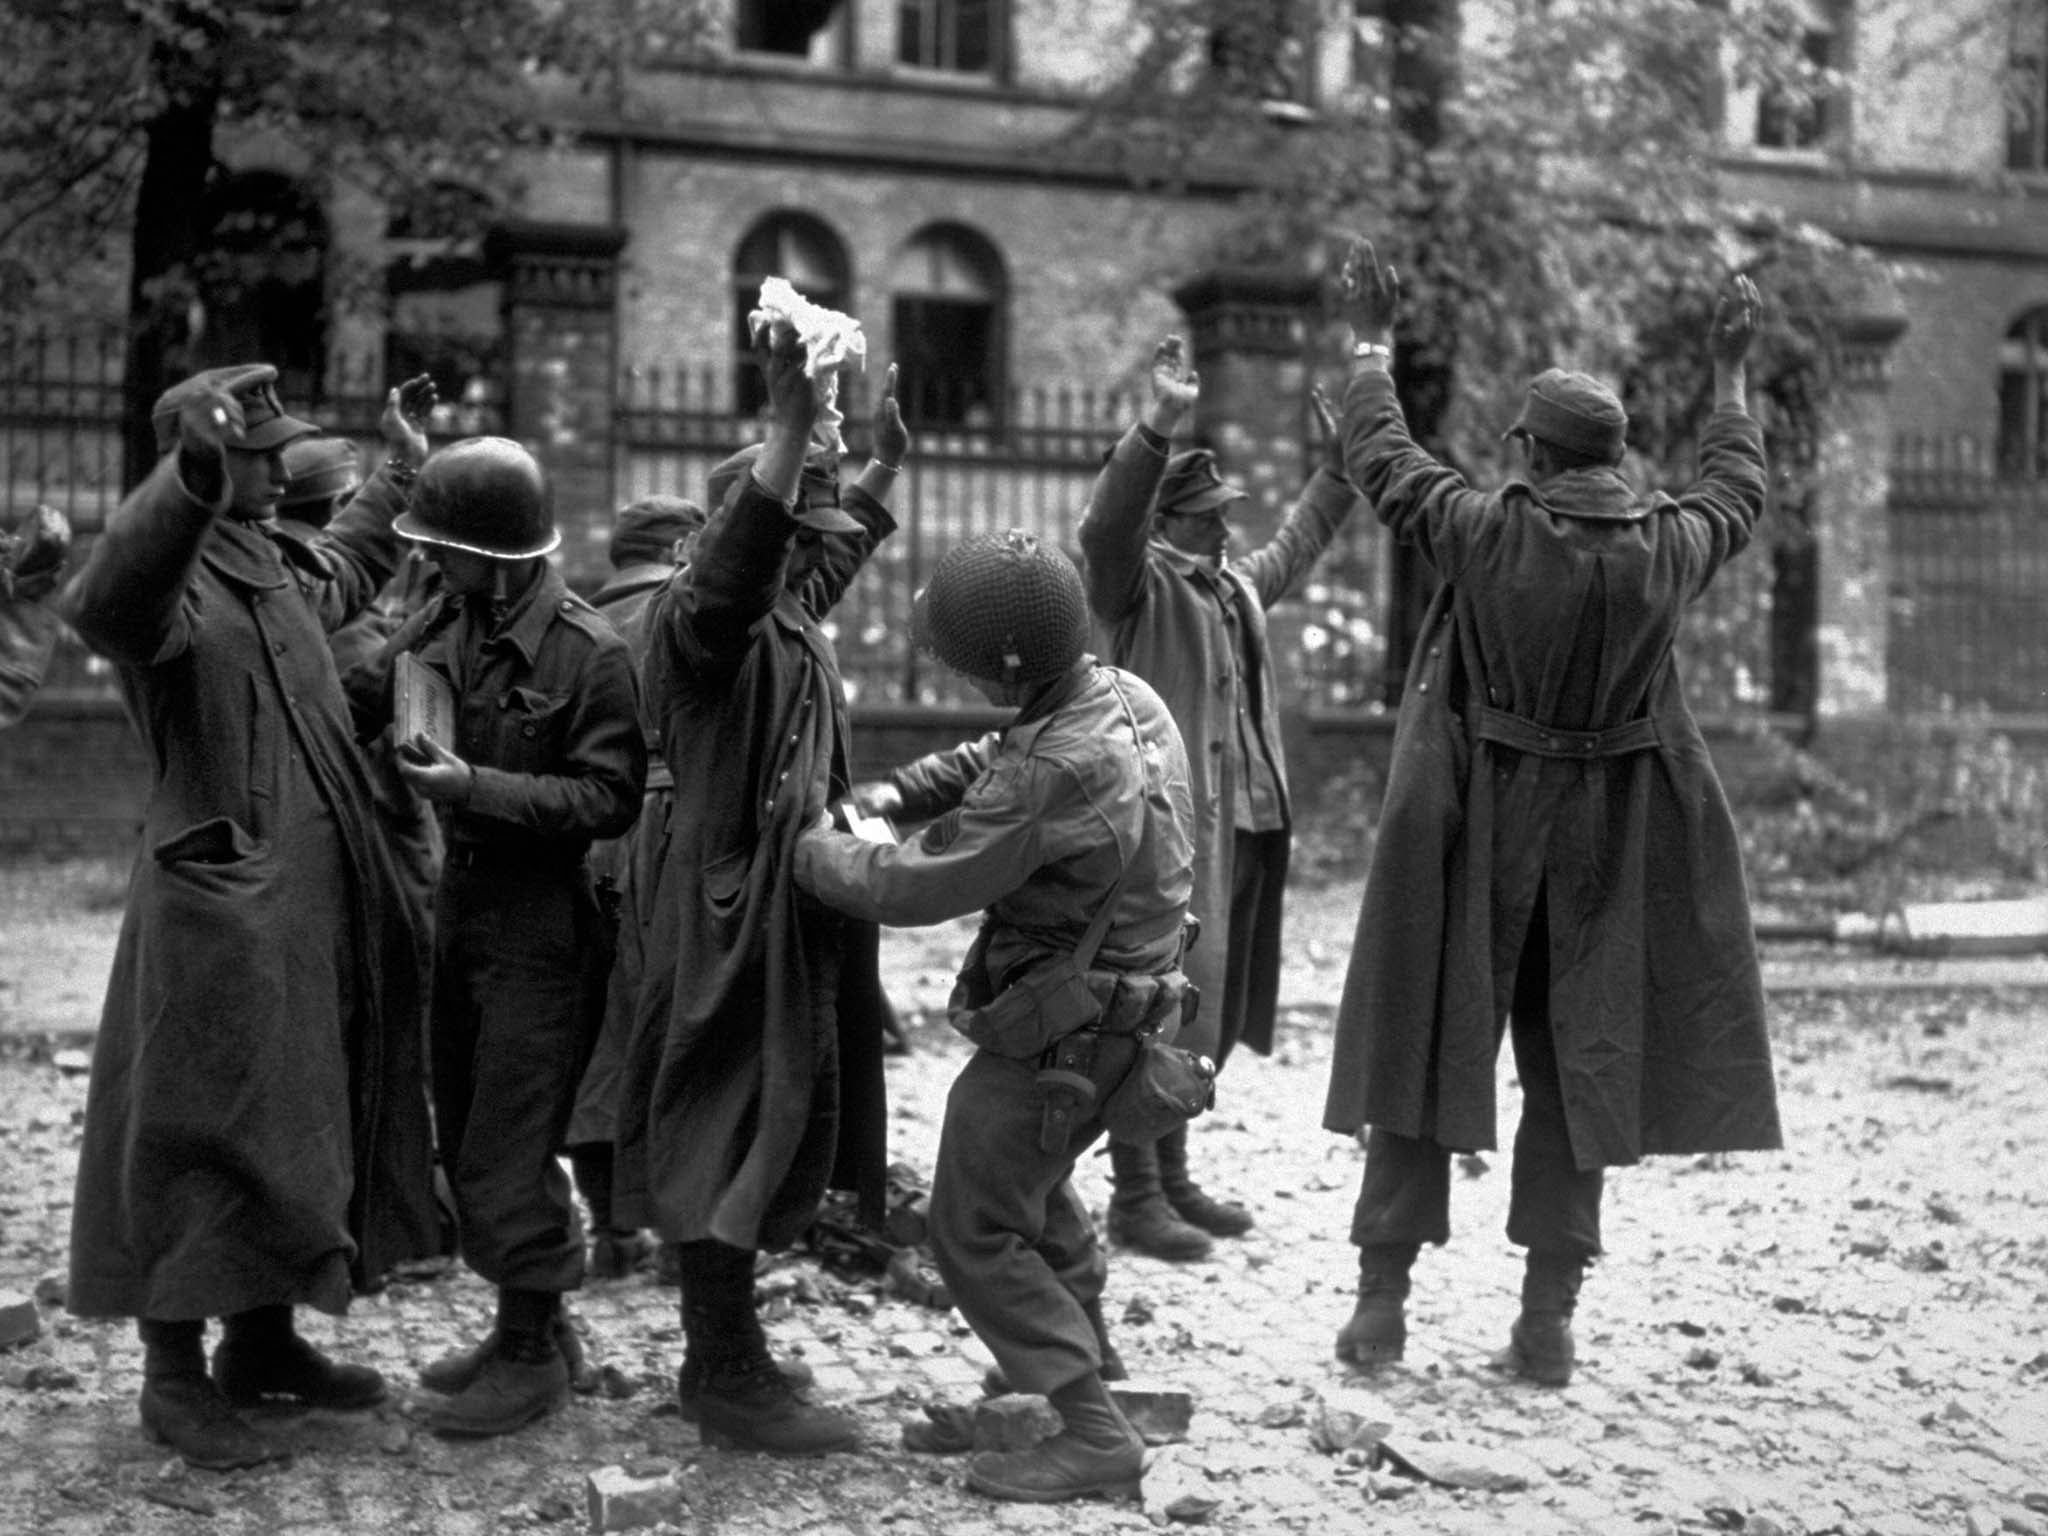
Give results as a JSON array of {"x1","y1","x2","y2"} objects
[{"x1": 914, "y1": 529, "x2": 1089, "y2": 686}]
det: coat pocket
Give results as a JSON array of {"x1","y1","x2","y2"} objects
[
  {"x1": 152, "y1": 815, "x2": 264, "y2": 871},
  {"x1": 486, "y1": 686, "x2": 571, "y2": 775}
]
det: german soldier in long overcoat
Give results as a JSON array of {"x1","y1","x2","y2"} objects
[
  {"x1": 63, "y1": 367, "x2": 441, "y2": 1469},
  {"x1": 1322, "y1": 241, "x2": 1783, "y2": 1385},
  {"x1": 613, "y1": 329, "x2": 907, "y2": 1455},
  {"x1": 1079, "y1": 334, "x2": 1362, "y2": 1261}
]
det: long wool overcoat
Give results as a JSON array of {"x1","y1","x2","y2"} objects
[
  {"x1": 1079, "y1": 426, "x2": 1359, "y2": 1059},
  {"x1": 64, "y1": 458, "x2": 438, "y2": 1320},
  {"x1": 1322, "y1": 370, "x2": 1783, "y2": 1168},
  {"x1": 614, "y1": 478, "x2": 895, "y2": 1251}
]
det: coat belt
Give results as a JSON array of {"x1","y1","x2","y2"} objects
[{"x1": 1471, "y1": 704, "x2": 1661, "y2": 759}]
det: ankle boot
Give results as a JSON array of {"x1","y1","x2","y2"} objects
[
  {"x1": 419, "y1": 1310, "x2": 586, "y2": 1395},
  {"x1": 1492, "y1": 1249, "x2": 1586, "y2": 1386},
  {"x1": 427, "y1": 1291, "x2": 570, "y2": 1437},
  {"x1": 1335, "y1": 1243, "x2": 1418, "y2": 1369},
  {"x1": 984, "y1": 1296, "x2": 1126, "y2": 1396},
  {"x1": 677, "y1": 1240, "x2": 860, "y2": 1455},
  {"x1": 212, "y1": 1305, "x2": 385, "y2": 1410},
  {"x1": 1157, "y1": 1125, "x2": 1253, "y2": 1237},
  {"x1": 966, "y1": 1371, "x2": 1144, "y2": 1503},
  {"x1": 677, "y1": 1351, "x2": 816, "y2": 1423},
  {"x1": 1105, "y1": 1139, "x2": 1211, "y2": 1262},
  {"x1": 139, "y1": 1319, "x2": 288, "y2": 1471}
]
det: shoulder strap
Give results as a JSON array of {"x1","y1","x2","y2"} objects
[{"x1": 1072, "y1": 670, "x2": 1153, "y2": 968}]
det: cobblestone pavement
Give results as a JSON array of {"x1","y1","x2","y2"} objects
[{"x1": 0, "y1": 890, "x2": 2045, "y2": 1535}]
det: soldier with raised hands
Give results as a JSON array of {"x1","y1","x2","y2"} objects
[{"x1": 63, "y1": 364, "x2": 442, "y2": 1470}]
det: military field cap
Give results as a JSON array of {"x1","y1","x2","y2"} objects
[
  {"x1": 1156, "y1": 449, "x2": 1248, "y2": 518},
  {"x1": 151, "y1": 363, "x2": 320, "y2": 456},
  {"x1": 610, "y1": 493, "x2": 705, "y2": 568},
  {"x1": 1505, "y1": 369, "x2": 1628, "y2": 462},
  {"x1": 276, "y1": 435, "x2": 363, "y2": 510},
  {"x1": 706, "y1": 443, "x2": 861, "y2": 534}
]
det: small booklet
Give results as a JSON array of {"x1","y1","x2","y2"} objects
[
  {"x1": 394, "y1": 651, "x2": 457, "y2": 752},
  {"x1": 836, "y1": 799, "x2": 899, "y2": 846}
]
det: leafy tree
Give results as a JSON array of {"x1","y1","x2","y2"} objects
[
  {"x1": 1076, "y1": 0, "x2": 1895, "y2": 709},
  {"x1": 0, "y1": 0, "x2": 714, "y2": 487}
]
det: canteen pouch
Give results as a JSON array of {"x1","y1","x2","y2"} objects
[
  {"x1": 1100, "y1": 1040, "x2": 1216, "y2": 1143},
  {"x1": 949, "y1": 954, "x2": 1107, "y2": 1060}
]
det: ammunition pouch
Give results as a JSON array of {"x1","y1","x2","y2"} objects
[{"x1": 1030, "y1": 968, "x2": 1214, "y2": 1155}]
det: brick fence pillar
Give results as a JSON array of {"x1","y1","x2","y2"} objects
[
  {"x1": 485, "y1": 219, "x2": 628, "y2": 589},
  {"x1": 1169, "y1": 267, "x2": 1321, "y2": 550},
  {"x1": 1816, "y1": 308, "x2": 1907, "y2": 718}
]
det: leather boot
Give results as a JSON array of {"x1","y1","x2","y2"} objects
[
  {"x1": 1157, "y1": 1125, "x2": 1253, "y2": 1237},
  {"x1": 427, "y1": 1291, "x2": 570, "y2": 1437},
  {"x1": 984, "y1": 1297, "x2": 1125, "y2": 1396},
  {"x1": 418, "y1": 1310, "x2": 586, "y2": 1395},
  {"x1": 677, "y1": 1352, "x2": 816, "y2": 1424},
  {"x1": 1335, "y1": 1243, "x2": 1418, "y2": 1369},
  {"x1": 677, "y1": 1239, "x2": 860, "y2": 1455},
  {"x1": 1491, "y1": 1249, "x2": 1586, "y2": 1386},
  {"x1": 1105, "y1": 1138, "x2": 1211, "y2": 1262},
  {"x1": 139, "y1": 1319, "x2": 288, "y2": 1471},
  {"x1": 212, "y1": 1305, "x2": 385, "y2": 1410},
  {"x1": 966, "y1": 1371, "x2": 1144, "y2": 1503}
]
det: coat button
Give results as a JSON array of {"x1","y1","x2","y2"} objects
[
  {"x1": 560, "y1": 599, "x2": 574, "y2": 612},
  {"x1": 1418, "y1": 683, "x2": 1430, "y2": 694},
  {"x1": 522, "y1": 723, "x2": 536, "y2": 738},
  {"x1": 272, "y1": 641, "x2": 286, "y2": 656},
  {"x1": 1545, "y1": 736, "x2": 1557, "y2": 749}
]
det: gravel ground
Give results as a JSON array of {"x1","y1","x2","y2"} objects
[{"x1": 0, "y1": 860, "x2": 2044, "y2": 1535}]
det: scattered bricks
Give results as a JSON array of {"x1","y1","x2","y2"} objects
[
  {"x1": 1111, "y1": 1382, "x2": 1195, "y2": 1446},
  {"x1": 586, "y1": 1464, "x2": 683, "y2": 1533},
  {"x1": 972, "y1": 1394, "x2": 1062, "y2": 1452},
  {"x1": 1308, "y1": 1385, "x2": 1396, "y2": 1455},
  {"x1": 32, "y1": 1272, "x2": 64, "y2": 1308},
  {"x1": 0, "y1": 1293, "x2": 41, "y2": 1350}
]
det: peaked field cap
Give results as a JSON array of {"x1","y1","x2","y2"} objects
[
  {"x1": 610, "y1": 493, "x2": 705, "y2": 567},
  {"x1": 277, "y1": 435, "x2": 363, "y2": 509},
  {"x1": 1506, "y1": 368, "x2": 1628, "y2": 461},
  {"x1": 151, "y1": 363, "x2": 320, "y2": 455},
  {"x1": 1156, "y1": 449, "x2": 1248, "y2": 517}
]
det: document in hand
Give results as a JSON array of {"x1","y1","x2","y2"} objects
[
  {"x1": 395, "y1": 651, "x2": 457, "y2": 751},
  {"x1": 836, "y1": 800, "x2": 899, "y2": 846}
]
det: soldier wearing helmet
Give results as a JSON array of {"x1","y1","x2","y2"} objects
[
  {"x1": 1077, "y1": 334, "x2": 1365, "y2": 1265},
  {"x1": 797, "y1": 530, "x2": 1196, "y2": 1504},
  {"x1": 62, "y1": 366, "x2": 442, "y2": 1471},
  {"x1": 345, "y1": 433, "x2": 648, "y2": 1439},
  {"x1": 611, "y1": 319, "x2": 908, "y2": 1457}
]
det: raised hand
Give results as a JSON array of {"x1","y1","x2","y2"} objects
[
  {"x1": 871, "y1": 364, "x2": 909, "y2": 469},
  {"x1": 382, "y1": 373, "x2": 438, "y2": 469},
  {"x1": 1142, "y1": 334, "x2": 1199, "y2": 438},
  {"x1": 1335, "y1": 236, "x2": 1401, "y2": 340},
  {"x1": 176, "y1": 382, "x2": 244, "y2": 466},
  {"x1": 1708, "y1": 274, "x2": 1763, "y2": 369},
  {"x1": 757, "y1": 320, "x2": 820, "y2": 435}
]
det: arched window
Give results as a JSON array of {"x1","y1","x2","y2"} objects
[
  {"x1": 890, "y1": 224, "x2": 1005, "y2": 430},
  {"x1": 196, "y1": 170, "x2": 329, "y2": 405},
  {"x1": 385, "y1": 181, "x2": 506, "y2": 436},
  {"x1": 1999, "y1": 307, "x2": 2048, "y2": 479},
  {"x1": 731, "y1": 212, "x2": 852, "y2": 416}
]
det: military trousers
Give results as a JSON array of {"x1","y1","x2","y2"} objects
[
  {"x1": 431, "y1": 856, "x2": 611, "y2": 1293},
  {"x1": 1349, "y1": 885, "x2": 1604, "y2": 1262},
  {"x1": 928, "y1": 1048, "x2": 1111, "y2": 1398}
]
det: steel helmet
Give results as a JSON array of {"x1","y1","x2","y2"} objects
[
  {"x1": 914, "y1": 529, "x2": 1089, "y2": 686},
  {"x1": 276, "y1": 435, "x2": 363, "y2": 512},
  {"x1": 395, "y1": 437, "x2": 560, "y2": 559}
]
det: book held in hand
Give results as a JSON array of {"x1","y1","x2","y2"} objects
[
  {"x1": 395, "y1": 651, "x2": 456, "y2": 752},
  {"x1": 835, "y1": 799, "x2": 899, "y2": 846}
]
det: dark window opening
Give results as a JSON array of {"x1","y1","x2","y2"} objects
[
  {"x1": 893, "y1": 297, "x2": 996, "y2": 428},
  {"x1": 899, "y1": 0, "x2": 998, "y2": 75},
  {"x1": 1756, "y1": 24, "x2": 1834, "y2": 149},
  {"x1": 738, "y1": 0, "x2": 843, "y2": 56},
  {"x1": 1998, "y1": 308, "x2": 2048, "y2": 479}
]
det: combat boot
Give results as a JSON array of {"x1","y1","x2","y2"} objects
[
  {"x1": 966, "y1": 1371, "x2": 1144, "y2": 1503},
  {"x1": 1335, "y1": 1242, "x2": 1418, "y2": 1369},
  {"x1": 677, "y1": 1351, "x2": 816, "y2": 1423},
  {"x1": 1105, "y1": 1138, "x2": 1211, "y2": 1262},
  {"x1": 1157, "y1": 1125, "x2": 1253, "y2": 1237},
  {"x1": 139, "y1": 1319, "x2": 288, "y2": 1472},
  {"x1": 1491, "y1": 1249, "x2": 1586, "y2": 1386},
  {"x1": 427, "y1": 1289, "x2": 571, "y2": 1437},
  {"x1": 695, "y1": 1352, "x2": 862, "y2": 1455},
  {"x1": 212, "y1": 1304, "x2": 385, "y2": 1410},
  {"x1": 418, "y1": 1310, "x2": 587, "y2": 1395}
]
